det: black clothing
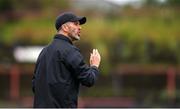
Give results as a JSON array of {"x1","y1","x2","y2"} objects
[
  {"x1": 55, "y1": 12, "x2": 86, "y2": 30},
  {"x1": 32, "y1": 34, "x2": 99, "y2": 108}
]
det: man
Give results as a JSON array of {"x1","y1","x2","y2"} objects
[{"x1": 32, "y1": 12, "x2": 101, "y2": 108}]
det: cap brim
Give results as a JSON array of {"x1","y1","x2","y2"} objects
[
  {"x1": 71, "y1": 17, "x2": 86, "y2": 25},
  {"x1": 79, "y1": 17, "x2": 86, "y2": 25}
]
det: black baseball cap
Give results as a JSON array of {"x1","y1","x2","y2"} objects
[{"x1": 55, "y1": 12, "x2": 86, "y2": 30}]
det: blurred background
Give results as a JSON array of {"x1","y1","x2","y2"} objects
[{"x1": 0, "y1": 0, "x2": 180, "y2": 108}]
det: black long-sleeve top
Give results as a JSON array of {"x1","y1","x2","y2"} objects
[{"x1": 32, "y1": 34, "x2": 99, "y2": 108}]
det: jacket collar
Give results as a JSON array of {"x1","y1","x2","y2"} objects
[{"x1": 54, "y1": 34, "x2": 73, "y2": 45}]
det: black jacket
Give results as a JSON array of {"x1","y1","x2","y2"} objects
[{"x1": 32, "y1": 34, "x2": 99, "y2": 108}]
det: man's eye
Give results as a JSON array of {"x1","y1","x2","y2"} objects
[{"x1": 74, "y1": 22, "x2": 79, "y2": 25}]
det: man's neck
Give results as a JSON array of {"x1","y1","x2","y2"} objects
[{"x1": 57, "y1": 31, "x2": 73, "y2": 42}]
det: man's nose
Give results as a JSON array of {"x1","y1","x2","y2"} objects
[{"x1": 79, "y1": 25, "x2": 81, "y2": 30}]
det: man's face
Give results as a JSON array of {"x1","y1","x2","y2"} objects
[{"x1": 66, "y1": 21, "x2": 81, "y2": 41}]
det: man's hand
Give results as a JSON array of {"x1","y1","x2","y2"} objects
[{"x1": 90, "y1": 49, "x2": 101, "y2": 68}]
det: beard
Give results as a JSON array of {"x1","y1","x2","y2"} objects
[
  {"x1": 68, "y1": 28, "x2": 80, "y2": 41},
  {"x1": 73, "y1": 35, "x2": 80, "y2": 40}
]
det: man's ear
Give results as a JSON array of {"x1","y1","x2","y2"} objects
[{"x1": 61, "y1": 24, "x2": 69, "y2": 32}]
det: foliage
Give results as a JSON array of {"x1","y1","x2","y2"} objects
[{"x1": 1, "y1": 5, "x2": 180, "y2": 75}]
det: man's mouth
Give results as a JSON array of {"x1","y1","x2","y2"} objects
[{"x1": 78, "y1": 32, "x2": 81, "y2": 36}]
